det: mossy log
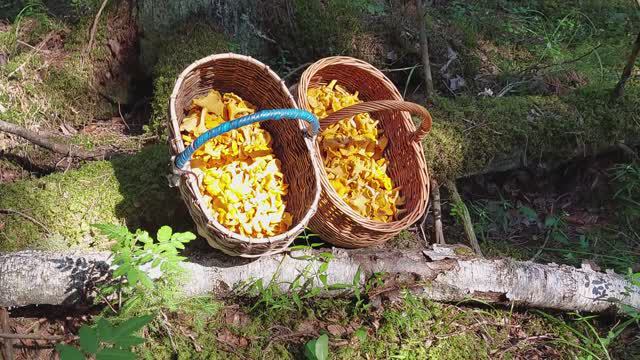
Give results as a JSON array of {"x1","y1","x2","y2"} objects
[
  {"x1": 1, "y1": 245, "x2": 638, "y2": 312},
  {"x1": 424, "y1": 88, "x2": 640, "y2": 180}
]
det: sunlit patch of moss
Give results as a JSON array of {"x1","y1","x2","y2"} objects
[
  {"x1": 43, "y1": 54, "x2": 115, "y2": 126},
  {"x1": 0, "y1": 13, "x2": 115, "y2": 129},
  {"x1": 146, "y1": 23, "x2": 231, "y2": 137},
  {"x1": 428, "y1": 333, "x2": 490, "y2": 359},
  {"x1": 0, "y1": 145, "x2": 188, "y2": 251}
]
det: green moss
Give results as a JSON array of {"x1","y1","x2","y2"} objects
[
  {"x1": 0, "y1": 13, "x2": 115, "y2": 129},
  {"x1": 388, "y1": 229, "x2": 420, "y2": 249},
  {"x1": 146, "y1": 23, "x2": 231, "y2": 137},
  {"x1": 43, "y1": 54, "x2": 115, "y2": 126},
  {"x1": 287, "y1": 0, "x2": 364, "y2": 60},
  {"x1": 480, "y1": 240, "x2": 533, "y2": 261},
  {"x1": 127, "y1": 290, "x2": 579, "y2": 359},
  {"x1": 0, "y1": 145, "x2": 189, "y2": 251},
  {"x1": 424, "y1": 84, "x2": 640, "y2": 180},
  {"x1": 428, "y1": 333, "x2": 489, "y2": 359},
  {"x1": 453, "y1": 246, "x2": 475, "y2": 257}
]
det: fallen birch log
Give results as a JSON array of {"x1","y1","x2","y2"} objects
[{"x1": 1, "y1": 246, "x2": 638, "y2": 312}]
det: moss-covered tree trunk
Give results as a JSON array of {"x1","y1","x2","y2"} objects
[{"x1": 136, "y1": 0, "x2": 269, "y2": 69}]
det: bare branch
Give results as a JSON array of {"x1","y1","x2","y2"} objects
[
  {"x1": 612, "y1": 31, "x2": 640, "y2": 100},
  {"x1": 0, "y1": 119, "x2": 115, "y2": 160},
  {"x1": 416, "y1": 0, "x2": 435, "y2": 98},
  {"x1": 87, "y1": 0, "x2": 110, "y2": 54}
]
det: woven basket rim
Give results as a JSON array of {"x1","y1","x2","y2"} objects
[
  {"x1": 169, "y1": 52, "x2": 322, "y2": 247},
  {"x1": 297, "y1": 56, "x2": 430, "y2": 231}
]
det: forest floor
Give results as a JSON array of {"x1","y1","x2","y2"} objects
[{"x1": 1, "y1": 0, "x2": 639, "y2": 359}]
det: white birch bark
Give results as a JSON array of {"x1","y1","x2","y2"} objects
[{"x1": 1, "y1": 246, "x2": 638, "y2": 312}]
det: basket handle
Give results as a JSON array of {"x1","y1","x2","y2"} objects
[
  {"x1": 173, "y1": 109, "x2": 319, "y2": 169},
  {"x1": 320, "y1": 100, "x2": 432, "y2": 143}
]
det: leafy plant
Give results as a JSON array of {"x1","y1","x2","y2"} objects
[
  {"x1": 304, "y1": 334, "x2": 329, "y2": 360},
  {"x1": 92, "y1": 224, "x2": 196, "y2": 312},
  {"x1": 519, "y1": 205, "x2": 538, "y2": 222},
  {"x1": 612, "y1": 163, "x2": 640, "y2": 208},
  {"x1": 56, "y1": 225, "x2": 195, "y2": 359},
  {"x1": 544, "y1": 213, "x2": 569, "y2": 245},
  {"x1": 56, "y1": 315, "x2": 153, "y2": 360},
  {"x1": 449, "y1": 200, "x2": 466, "y2": 223},
  {"x1": 246, "y1": 244, "x2": 337, "y2": 314},
  {"x1": 536, "y1": 310, "x2": 638, "y2": 360}
]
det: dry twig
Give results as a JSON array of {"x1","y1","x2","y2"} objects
[
  {"x1": 0, "y1": 333, "x2": 77, "y2": 341},
  {"x1": 431, "y1": 180, "x2": 445, "y2": 245},
  {"x1": 612, "y1": 32, "x2": 640, "y2": 100},
  {"x1": 7, "y1": 33, "x2": 54, "y2": 78},
  {"x1": 416, "y1": 0, "x2": 435, "y2": 98},
  {"x1": 0, "y1": 209, "x2": 51, "y2": 235},
  {"x1": 0, "y1": 119, "x2": 116, "y2": 159},
  {"x1": 446, "y1": 180, "x2": 484, "y2": 257},
  {"x1": 282, "y1": 62, "x2": 312, "y2": 80},
  {"x1": 87, "y1": 0, "x2": 110, "y2": 54},
  {"x1": 1, "y1": 308, "x2": 13, "y2": 360},
  {"x1": 160, "y1": 311, "x2": 177, "y2": 354}
]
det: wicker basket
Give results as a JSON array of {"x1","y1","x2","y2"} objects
[
  {"x1": 295, "y1": 56, "x2": 432, "y2": 248},
  {"x1": 168, "y1": 53, "x2": 322, "y2": 257}
]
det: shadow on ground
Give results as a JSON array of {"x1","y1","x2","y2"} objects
[{"x1": 0, "y1": 145, "x2": 197, "y2": 251}]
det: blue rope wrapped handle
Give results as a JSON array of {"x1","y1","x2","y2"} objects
[{"x1": 174, "y1": 109, "x2": 320, "y2": 169}]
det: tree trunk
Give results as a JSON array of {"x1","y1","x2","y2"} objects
[
  {"x1": 612, "y1": 31, "x2": 640, "y2": 100},
  {"x1": 416, "y1": 0, "x2": 435, "y2": 98},
  {"x1": 1, "y1": 246, "x2": 638, "y2": 312}
]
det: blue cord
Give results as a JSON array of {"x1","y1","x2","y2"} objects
[{"x1": 174, "y1": 109, "x2": 319, "y2": 169}]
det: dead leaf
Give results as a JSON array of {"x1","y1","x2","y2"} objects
[
  {"x1": 81, "y1": 124, "x2": 97, "y2": 134},
  {"x1": 327, "y1": 324, "x2": 346, "y2": 337},
  {"x1": 296, "y1": 320, "x2": 319, "y2": 335},
  {"x1": 108, "y1": 39, "x2": 122, "y2": 58},
  {"x1": 217, "y1": 328, "x2": 248, "y2": 348},
  {"x1": 59, "y1": 123, "x2": 77, "y2": 136},
  {"x1": 222, "y1": 306, "x2": 250, "y2": 328}
]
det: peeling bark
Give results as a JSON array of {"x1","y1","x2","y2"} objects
[{"x1": 1, "y1": 246, "x2": 638, "y2": 312}]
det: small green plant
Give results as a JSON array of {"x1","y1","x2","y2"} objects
[
  {"x1": 536, "y1": 310, "x2": 639, "y2": 360},
  {"x1": 14, "y1": 0, "x2": 48, "y2": 23},
  {"x1": 449, "y1": 200, "x2": 466, "y2": 223},
  {"x1": 304, "y1": 334, "x2": 329, "y2": 360},
  {"x1": 56, "y1": 316, "x2": 153, "y2": 360},
  {"x1": 612, "y1": 163, "x2": 640, "y2": 208},
  {"x1": 93, "y1": 224, "x2": 196, "y2": 312},
  {"x1": 352, "y1": 271, "x2": 386, "y2": 315},
  {"x1": 544, "y1": 213, "x2": 569, "y2": 245},
  {"x1": 247, "y1": 244, "x2": 337, "y2": 314},
  {"x1": 468, "y1": 199, "x2": 518, "y2": 240},
  {"x1": 56, "y1": 225, "x2": 195, "y2": 359}
]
